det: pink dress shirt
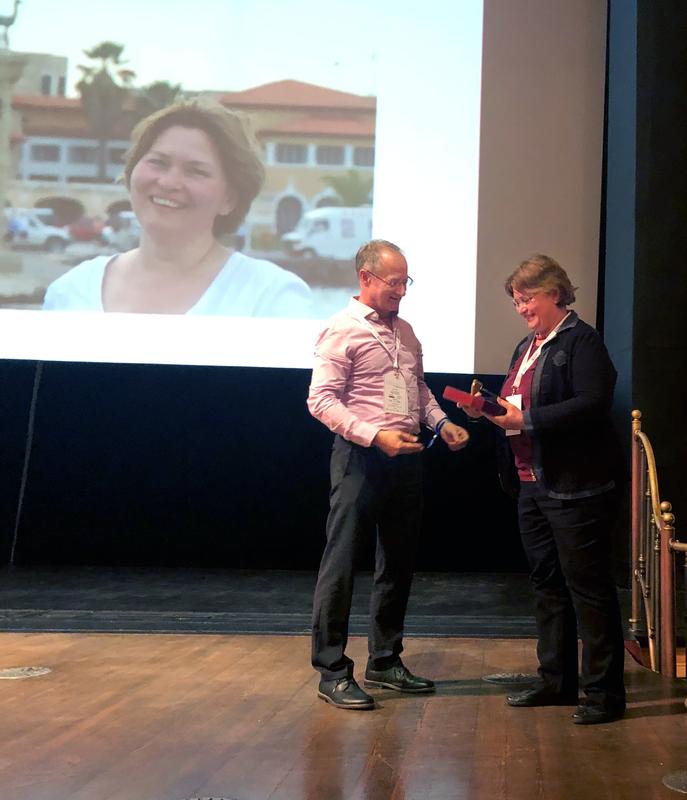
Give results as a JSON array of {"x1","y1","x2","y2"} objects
[{"x1": 307, "y1": 297, "x2": 446, "y2": 447}]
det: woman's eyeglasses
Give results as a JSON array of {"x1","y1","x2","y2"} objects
[{"x1": 512, "y1": 293, "x2": 538, "y2": 309}]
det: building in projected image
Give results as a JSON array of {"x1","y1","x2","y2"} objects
[
  {"x1": 219, "y1": 80, "x2": 375, "y2": 251},
  {"x1": 8, "y1": 53, "x2": 375, "y2": 254}
]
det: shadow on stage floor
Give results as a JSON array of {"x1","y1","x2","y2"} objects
[{"x1": 0, "y1": 568, "x2": 550, "y2": 637}]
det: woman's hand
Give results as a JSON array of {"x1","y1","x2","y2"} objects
[
  {"x1": 456, "y1": 393, "x2": 484, "y2": 419},
  {"x1": 485, "y1": 397, "x2": 525, "y2": 431}
]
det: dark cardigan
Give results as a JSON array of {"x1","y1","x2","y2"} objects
[{"x1": 499, "y1": 311, "x2": 625, "y2": 499}]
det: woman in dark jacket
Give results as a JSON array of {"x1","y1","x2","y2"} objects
[{"x1": 464, "y1": 254, "x2": 626, "y2": 725}]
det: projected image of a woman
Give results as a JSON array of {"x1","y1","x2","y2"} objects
[{"x1": 43, "y1": 99, "x2": 312, "y2": 316}]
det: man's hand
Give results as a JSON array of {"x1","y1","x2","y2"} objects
[
  {"x1": 439, "y1": 421, "x2": 470, "y2": 450},
  {"x1": 485, "y1": 397, "x2": 525, "y2": 430},
  {"x1": 373, "y1": 429, "x2": 424, "y2": 457}
]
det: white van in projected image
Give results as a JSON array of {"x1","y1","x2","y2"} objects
[
  {"x1": 101, "y1": 211, "x2": 141, "y2": 253},
  {"x1": 281, "y1": 207, "x2": 372, "y2": 261}
]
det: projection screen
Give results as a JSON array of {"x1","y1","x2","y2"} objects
[{"x1": 0, "y1": 0, "x2": 606, "y2": 374}]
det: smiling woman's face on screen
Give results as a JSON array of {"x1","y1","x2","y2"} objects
[
  {"x1": 40, "y1": 101, "x2": 314, "y2": 319},
  {"x1": 129, "y1": 125, "x2": 236, "y2": 245}
]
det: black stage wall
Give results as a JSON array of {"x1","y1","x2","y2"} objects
[
  {"x1": 0, "y1": 361, "x2": 521, "y2": 570},
  {"x1": 604, "y1": 0, "x2": 687, "y2": 521}
]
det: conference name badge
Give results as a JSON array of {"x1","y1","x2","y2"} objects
[
  {"x1": 384, "y1": 371, "x2": 409, "y2": 414},
  {"x1": 505, "y1": 393, "x2": 522, "y2": 437}
]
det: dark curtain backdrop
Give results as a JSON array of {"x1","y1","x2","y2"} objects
[
  {"x1": 0, "y1": 361, "x2": 524, "y2": 571},
  {"x1": 605, "y1": 0, "x2": 687, "y2": 520}
]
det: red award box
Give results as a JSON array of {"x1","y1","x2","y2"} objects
[{"x1": 442, "y1": 385, "x2": 506, "y2": 416}]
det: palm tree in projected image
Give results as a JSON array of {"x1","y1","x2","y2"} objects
[
  {"x1": 0, "y1": 0, "x2": 21, "y2": 47},
  {"x1": 76, "y1": 41, "x2": 135, "y2": 183},
  {"x1": 134, "y1": 80, "x2": 183, "y2": 120},
  {"x1": 321, "y1": 169, "x2": 373, "y2": 207}
]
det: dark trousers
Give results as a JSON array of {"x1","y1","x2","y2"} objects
[
  {"x1": 311, "y1": 435, "x2": 423, "y2": 681},
  {"x1": 518, "y1": 481, "x2": 626, "y2": 709}
]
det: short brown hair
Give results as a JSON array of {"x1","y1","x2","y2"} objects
[
  {"x1": 505, "y1": 254, "x2": 577, "y2": 306},
  {"x1": 123, "y1": 98, "x2": 265, "y2": 236},
  {"x1": 355, "y1": 239, "x2": 403, "y2": 274}
]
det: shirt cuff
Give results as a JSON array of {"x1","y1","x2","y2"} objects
[
  {"x1": 426, "y1": 410, "x2": 449, "y2": 431},
  {"x1": 348, "y1": 420, "x2": 382, "y2": 448}
]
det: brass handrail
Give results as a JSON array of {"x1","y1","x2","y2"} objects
[{"x1": 630, "y1": 410, "x2": 681, "y2": 677}]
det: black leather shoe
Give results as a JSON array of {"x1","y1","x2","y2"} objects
[
  {"x1": 506, "y1": 686, "x2": 578, "y2": 707},
  {"x1": 318, "y1": 677, "x2": 375, "y2": 709},
  {"x1": 364, "y1": 662, "x2": 435, "y2": 693},
  {"x1": 571, "y1": 704, "x2": 625, "y2": 725}
]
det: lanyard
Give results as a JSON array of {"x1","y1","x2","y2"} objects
[
  {"x1": 512, "y1": 312, "x2": 570, "y2": 390},
  {"x1": 360, "y1": 318, "x2": 400, "y2": 370}
]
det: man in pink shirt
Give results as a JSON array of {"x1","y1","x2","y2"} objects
[{"x1": 308, "y1": 239, "x2": 469, "y2": 709}]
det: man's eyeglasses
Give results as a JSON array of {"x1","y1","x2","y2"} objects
[
  {"x1": 364, "y1": 270, "x2": 414, "y2": 289},
  {"x1": 512, "y1": 293, "x2": 538, "y2": 309}
]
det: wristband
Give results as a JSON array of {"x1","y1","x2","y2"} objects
[{"x1": 427, "y1": 418, "x2": 450, "y2": 449}]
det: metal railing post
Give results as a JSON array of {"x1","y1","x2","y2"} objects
[
  {"x1": 660, "y1": 502, "x2": 676, "y2": 678},
  {"x1": 629, "y1": 409, "x2": 681, "y2": 678},
  {"x1": 630, "y1": 410, "x2": 643, "y2": 638}
]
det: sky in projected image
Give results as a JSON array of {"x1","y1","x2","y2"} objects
[
  {"x1": 1, "y1": 0, "x2": 483, "y2": 372},
  {"x1": 12, "y1": 0, "x2": 383, "y2": 96}
]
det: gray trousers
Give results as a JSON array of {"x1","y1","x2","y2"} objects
[{"x1": 311, "y1": 435, "x2": 424, "y2": 681}]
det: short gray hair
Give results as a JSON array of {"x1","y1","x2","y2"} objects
[{"x1": 355, "y1": 239, "x2": 404, "y2": 274}]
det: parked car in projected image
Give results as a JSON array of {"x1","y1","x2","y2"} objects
[
  {"x1": 281, "y1": 206, "x2": 372, "y2": 261},
  {"x1": 68, "y1": 215, "x2": 105, "y2": 242},
  {"x1": 5, "y1": 209, "x2": 71, "y2": 253}
]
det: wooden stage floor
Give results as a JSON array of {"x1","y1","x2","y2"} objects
[{"x1": 0, "y1": 633, "x2": 685, "y2": 800}]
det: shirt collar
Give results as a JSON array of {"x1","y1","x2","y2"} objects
[
  {"x1": 557, "y1": 309, "x2": 578, "y2": 332},
  {"x1": 523, "y1": 309, "x2": 579, "y2": 348},
  {"x1": 348, "y1": 296, "x2": 397, "y2": 326}
]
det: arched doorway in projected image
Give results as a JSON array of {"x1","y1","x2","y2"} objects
[
  {"x1": 275, "y1": 196, "x2": 303, "y2": 236},
  {"x1": 315, "y1": 194, "x2": 341, "y2": 209},
  {"x1": 106, "y1": 199, "x2": 132, "y2": 226},
  {"x1": 106, "y1": 199, "x2": 132, "y2": 216},
  {"x1": 35, "y1": 196, "x2": 84, "y2": 226}
]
